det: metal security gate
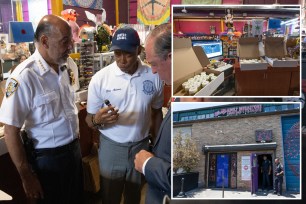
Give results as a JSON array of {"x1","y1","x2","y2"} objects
[{"x1": 281, "y1": 115, "x2": 300, "y2": 192}]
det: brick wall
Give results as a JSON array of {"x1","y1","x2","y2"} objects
[{"x1": 175, "y1": 113, "x2": 287, "y2": 190}]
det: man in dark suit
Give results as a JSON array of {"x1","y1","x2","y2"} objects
[{"x1": 134, "y1": 23, "x2": 171, "y2": 204}]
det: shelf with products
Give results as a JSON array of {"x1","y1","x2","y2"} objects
[
  {"x1": 220, "y1": 34, "x2": 239, "y2": 58},
  {"x1": 174, "y1": 33, "x2": 219, "y2": 41},
  {"x1": 93, "y1": 52, "x2": 115, "y2": 73},
  {"x1": 74, "y1": 41, "x2": 95, "y2": 89}
]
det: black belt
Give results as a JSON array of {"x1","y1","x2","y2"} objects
[{"x1": 35, "y1": 139, "x2": 79, "y2": 157}]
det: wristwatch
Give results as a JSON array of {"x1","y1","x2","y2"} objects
[{"x1": 92, "y1": 115, "x2": 104, "y2": 128}]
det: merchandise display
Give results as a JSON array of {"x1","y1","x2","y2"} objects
[
  {"x1": 173, "y1": 5, "x2": 300, "y2": 96},
  {"x1": 76, "y1": 41, "x2": 95, "y2": 89},
  {"x1": 264, "y1": 37, "x2": 299, "y2": 67},
  {"x1": 173, "y1": 38, "x2": 225, "y2": 96},
  {"x1": 240, "y1": 59, "x2": 262, "y2": 63},
  {"x1": 181, "y1": 72, "x2": 218, "y2": 95}
]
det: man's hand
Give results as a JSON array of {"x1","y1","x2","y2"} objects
[
  {"x1": 134, "y1": 150, "x2": 154, "y2": 173},
  {"x1": 95, "y1": 106, "x2": 119, "y2": 125},
  {"x1": 21, "y1": 169, "x2": 44, "y2": 199}
]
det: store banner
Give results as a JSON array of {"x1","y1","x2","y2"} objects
[
  {"x1": 241, "y1": 156, "x2": 251, "y2": 181},
  {"x1": 251, "y1": 19, "x2": 263, "y2": 36},
  {"x1": 63, "y1": 0, "x2": 102, "y2": 9},
  {"x1": 137, "y1": 0, "x2": 170, "y2": 25},
  {"x1": 182, "y1": 0, "x2": 222, "y2": 4}
]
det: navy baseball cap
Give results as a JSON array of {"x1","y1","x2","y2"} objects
[{"x1": 110, "y1": 26, "x2": 140, "y2": 53}]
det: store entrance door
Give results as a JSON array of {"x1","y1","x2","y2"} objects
[
  {"x1": 258, "y1": 154, "x2": 273, "y2": 191},
  {"x1": 216, "y1": 154, "x2": 229, "y2": 188},
  {"x1": 251, "y1": 153, "x2": 258, "y2": 194}
]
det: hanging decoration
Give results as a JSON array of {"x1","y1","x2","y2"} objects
[
  {"x1": 84, "y1": 9, "x2": 111, "y2": 51},
  {"x1": 63, "y1": 0, "x2": 103, "y2": 9},
  {"x1": 61, "y1": 9, "x2": 81, "y2": 43},
  {"x1": 137, "y1": 0, "x2": 170, "y2": 25},
  {"x1": 251, "y1": 19, "x2": 264, "y2": 36}
]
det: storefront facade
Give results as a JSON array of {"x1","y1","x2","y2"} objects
[{"x1": 173, "y1": 103, "x2": 300, "y2": 193}]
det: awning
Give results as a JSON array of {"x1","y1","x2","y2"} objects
[{"x1": 202, "y1": 142, "x2": 277, "y2": 153}]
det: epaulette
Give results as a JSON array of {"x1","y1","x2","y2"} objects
[{"x1": 10, "y1": 58, "x2": 35, "y2": 77}]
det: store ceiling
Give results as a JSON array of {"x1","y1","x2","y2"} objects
[{"x1": 173, "y1": 6, "x2": 300, "y2": 20}]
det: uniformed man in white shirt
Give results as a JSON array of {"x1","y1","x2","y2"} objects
[
  {"x1": 0, "y1": 15, "x2": 83, "y2": 203},
  {"x1": 86, "y1": 26, "x2": 164, "y2": 204}
]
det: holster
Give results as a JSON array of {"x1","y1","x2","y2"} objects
[{"x1": 20, "y1": 130, "x2": 35, "y2": 165}]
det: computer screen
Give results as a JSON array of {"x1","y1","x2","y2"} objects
[{"x1": 192, "y1": 40, "x2": 223, "y2": 59}]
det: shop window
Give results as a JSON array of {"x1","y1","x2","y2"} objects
[
  {"x1": 230, "y1": 153, "x2": 237, "y2": 188},
  {"x1": 208, "y1": 154, "x2": 216, "y2": 187}
]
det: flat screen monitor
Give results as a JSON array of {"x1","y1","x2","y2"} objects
[{"x1": 192, "y1": 40, "x2": 223, "y2": 59}]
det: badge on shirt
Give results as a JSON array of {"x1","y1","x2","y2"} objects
[
  {"x1": 68, "y1": 69, "x2": 75, "y2": 86},
  {"x1": 6, "y1": 78, "x2": 19, "y2": 98},
  {"x1": 143, "y1": 80, "x2": 155, "y2": 95}
]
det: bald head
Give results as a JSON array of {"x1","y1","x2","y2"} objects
[
  {"x1": 34, "y1": 15, "x2": 73, "y2": 68},
  {"x1": 145, "y1": 23, "x2": 171, "y2": 60},
  {"x1": 275, "y1": 158, "x2": 280, "y2": 164},
  {"x1": 34, "y1": 15, "x2": 70, "y2": 43}
]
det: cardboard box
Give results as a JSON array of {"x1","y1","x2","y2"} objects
[
  {"x1": 264, "y1": 37, "x2": 298, "y2": 67},
  {"x1": 237, "y1": 37, "x2": 268, "y2": 71},
  {"x1": 173, "y1": 38, "x2": 224, "y2": 96}
]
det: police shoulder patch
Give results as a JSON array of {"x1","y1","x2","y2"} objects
[{"x1": 6, "y1": 78, "x2": 19, "y2": 98}]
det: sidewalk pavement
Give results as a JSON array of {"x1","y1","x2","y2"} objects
[{"x1": 180, "y1": 188, "x2": 301, "y2": 199}]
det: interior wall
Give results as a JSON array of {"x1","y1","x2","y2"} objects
[
  {"x1": 0, "y1": 1, "x2": 14, "y2": 33},
  {"x1": 129, "y1": 0, "x2": 137, "y2": 24},
  {"x1": 174, "y1": 20, "x2": 268, "y2": 34},
  {"x1": 119, "y1": 0, "x2": 129, "y2": 24}
]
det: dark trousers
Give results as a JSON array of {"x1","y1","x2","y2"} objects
[
  {"x1": 34, "y1": 140, "x2": 83, "y2": 204},
  {"x1": 274, "y1": 176, "x2": 283, "y2": 195},
  {"x1": 262, "y1": 172, "x2": 270, "y2": 190},
  {"x1": 99, "y1": 134, "x2": 149, "y2": 204}
]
